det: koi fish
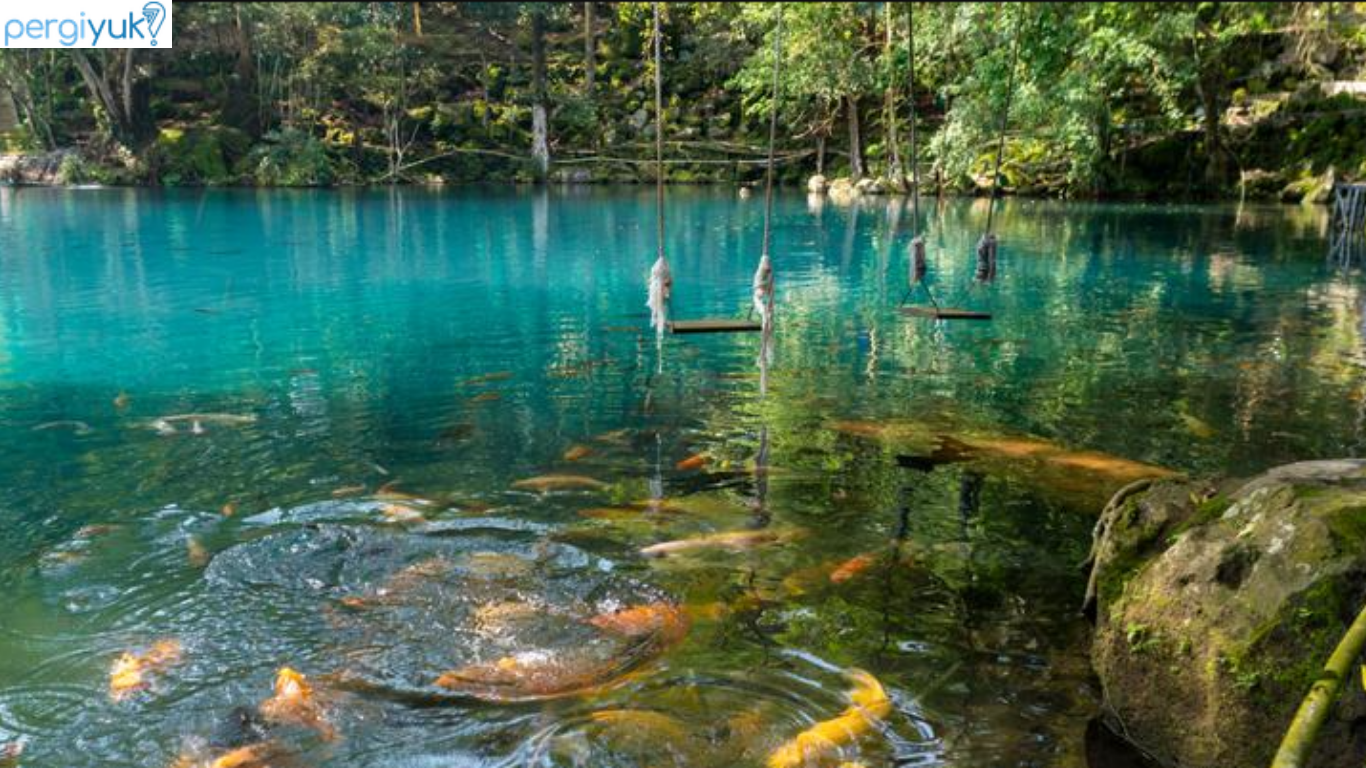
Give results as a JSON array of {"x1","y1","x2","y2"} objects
[
  {"x1": 435, "y1": 650, "x2": 633, "y2": 701},
  {"x1": 470, "y1": 392, "x2": 502, "y2": 404},
  {"x1": 157, "y1": 414, "x2": 257, "y2": 426},
  {"x1": 766, "y1": 669, "x2": 891, "y2": 768},
  {"x1": 220, "y1": 502, "x2": 238, "y2": 517},
  {"x1": 563, "y1": 445, "x2": 594, "y2": 462},
  {"x1": 675, "y1": 454, "x2": 709, "y2": 471},
  {"x1": 829, "y1": 553, "x2": 878, "y2": 584},
  {"x1": 378, "y1": 503, "x2": 425, "y2": 524},
  {"x1": 511, "y1": 475, "x2": 608, "y2": 493},
  {"x1": 460, "y1": 371, "x2": 514, "y2": 386},
  {"x1": 169, "y1": 742, "x2": 288, "y2": 768},
  {"x1": 640, "y1": 529, "x2": 784, "y2": 558},
  {"x1": 32, "y1": 420, "x2": 93, "y2": 435},
  {"x1": 113, "y1": 391, "x2": 131, "y2": 409},
  {"x1": 259, "y1": 667, "x2": 335, "y2": 740},
  {"x1": 75, "y1": 524, "x2": 118, "y2": 539},
  {"x1": 0, "y1": 740, "x2": 23, "y2": 766},
  {"x1": 590, "y1": 709, "x2": 689, "y2": 741},
  {"x1": 587, "y1": 602, "x2": 688, "y2": 643},
  {"x1": 110, "y1": 639, "x2": 183, "y2": 701},
  {"x1": 187, "y1": 537, "x2": 211, "y2": 567}
]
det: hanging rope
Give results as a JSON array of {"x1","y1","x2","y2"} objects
[
  {"x1": 976, "y1": 6, "x2": 1023, "y2": 284},
  {"x1": 900, "y1": 2, "x2": 936, "y2": 311},
  {"x1": 753, "y1": 8, "x2": 782, "y2": 375},
  {"x1": 646, "y1": 1, "x2": 672, "y2": 337}
]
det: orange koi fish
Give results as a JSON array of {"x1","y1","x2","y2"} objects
[
  {"x1": 829, "y1": 553, "x2": 878, "y2": 584},
  {"x1": 110, "y1": 639, "x2": 183, "y2": 701},
  {"x1": 169, "y1": 741, "x2": 289, "y2": 768},
  {"x1": 675, "y1": 454, "x2": 710, "y2": 471},
  {"x1": 259, "y1": 667, "x2": 335, "y2": 740},
  {"x1": 588, "y1": 602, "x2": 689, "y2": 644},
  {"x1": 767, "y1": 669, "x2": 892, "y2": 768}
]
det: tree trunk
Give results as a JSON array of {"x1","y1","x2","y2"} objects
[
  {"x1": 846, "y1": 95, "x2": 863, "y2": 179},
  {"x1": 224, "y1": 4, "x2": 262, "y2": 138},
  {"x1": 530, "y1": 9, "x2": 550, "y2": 179},
  {"x1": 412, "y1": 3, "x2": 423, "y2": 36},
  {"x1": 1192, "y1": 7, "x2": 1228, "y2": 188},
  {"x1": 72, "y1": 50, "x2": 149, "y2": 147},
  {"x1": 584, "y1": 2, "x2": 596, "y2": 93},
  {"x1": 816, "y1": 134, "x2": 826, "y2": 175}
]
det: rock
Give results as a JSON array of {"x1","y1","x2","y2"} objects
[
  {"x1": 552, "y1": 168, "x2": 593, "y2": 184},
  {"x1": 738, "y1": 186, "x2": 752, "y2": 199},
  {"x1": 807, "y1": 174, "x2": 828, "y2": 194},
  {"x1": 629, "y1": 108, "x2": 649, "y2": 131},
  {"x1": 1088, "y1": 460, "x2": 1366, "y2": 768},
  {"x1": 0, "y1": 149, "x2": 78, "y2": 185},
  {"x1": 827, "y1": 177, "x2": 859, "y2": 205},
  {"x1": 855, "y1": 177, "x2": 882, "y2": 195}
]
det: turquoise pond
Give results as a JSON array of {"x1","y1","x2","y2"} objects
[{"x1": 0, "y1": 186, "x2": 1358, "y2": 767}]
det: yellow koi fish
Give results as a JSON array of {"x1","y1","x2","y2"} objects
[
  {"x1": 110, "y1": 639, "x2": 183, "y2": 701},
  {"x1": 260, "y1": 667, "x2": 335, "y2": 740},
  {"x1": 563, "y1": 445, "x2": 594, "y2": 462},
  {"x1": 511, "y1": 474, "x2": 607, "y2": 493},
  {"x1": 767, "y1": 670, "x2": 891, "y2": 768},
  {"x1": 640, "y1": 529, "x2": 785, "y2": 558}
]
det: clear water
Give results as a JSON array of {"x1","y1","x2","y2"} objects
[{"x1": 0, "y1": 186, "x2": 1357, "y2": 767}]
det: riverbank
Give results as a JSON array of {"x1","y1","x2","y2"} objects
[{"x1": 0, "y1": 145, "x2": 1346, "y2": 206}]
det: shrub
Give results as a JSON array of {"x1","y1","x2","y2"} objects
[{"x1": 243, "y1": 129, "x2": 335, "y2": 187}]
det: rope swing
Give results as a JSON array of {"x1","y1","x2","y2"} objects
[
  {"x1": 904, "y1": 2, "x2": 933, "y2": 309},
  {"x1": 976, "y1": 6, "x2": 1024, "y2": 284},
  {"x1": 752, "y1": 8, "x2": 783, "y2": 374},
  {"x1": 646, "y1": 1, "x2": 672, "y2": 338},
  {"x1": 648, "y1": 1, "x2": 782, "y2": 340},
  {"x1": 899, "y1": 2, "x2": 991, "y2": 321}
]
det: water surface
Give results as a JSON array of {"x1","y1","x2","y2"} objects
[{"x1": 0, "y1": 186, "x2": 1357, "y2": 767}]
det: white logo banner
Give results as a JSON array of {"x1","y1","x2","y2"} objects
[{"x1": 2, "y1": 0, "x2": 171, "y2": 49}]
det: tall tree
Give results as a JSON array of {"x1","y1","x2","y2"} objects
[{"x1": 529, "y1": 5, "x2": 550, "y2": 179}]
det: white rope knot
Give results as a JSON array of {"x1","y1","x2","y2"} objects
[
  {"x1": 647, "y1": 256, "x2": 673, "y2": 335},
  {"x1": 752, "y1": 254, "x2": 775, "y2": 366}
]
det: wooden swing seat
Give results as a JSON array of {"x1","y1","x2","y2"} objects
[
  {"x1": 669, "y1": 318, "x2": 763, "y2": 334},
  {"x1": 900, "y1": 306, "x2": 993, "y2": 321}
]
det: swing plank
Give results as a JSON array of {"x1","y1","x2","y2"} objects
[
  {"x1": 669, "y1": 318, "x2": 763, "y2": 334},
  {"x1": 900, "y1": 306, "x2": 993, "y2": 321}
]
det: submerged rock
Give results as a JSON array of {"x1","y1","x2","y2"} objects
[{"x1": 1088, "y1": 460, "x2": 1366, "y2": 768}]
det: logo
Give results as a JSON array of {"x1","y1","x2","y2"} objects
[
  {"x1": 143, "y1": 2, "x2": 165, "y2": 46},
  {"x1": 1, "y1": 0, "x2": 173, "y2": 49}
]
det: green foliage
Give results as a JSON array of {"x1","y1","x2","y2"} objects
[
  {"x1": 149, "y1": 126, "x2": 250, "y2": 185},
  {"x1": 5, "y1": 2, "x2": 1365, "y2": 194},
  {"x1": 243, "y1": 129, "x2": 334, "y2": 187}
]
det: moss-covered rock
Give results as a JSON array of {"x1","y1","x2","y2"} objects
[{"x1": 1088, "y1": 460, "x2": 1366, "y2": 768}]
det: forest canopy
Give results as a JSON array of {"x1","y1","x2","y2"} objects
[{"x1": 0, "y1": 2, "x2": 1364, "y2": 199}]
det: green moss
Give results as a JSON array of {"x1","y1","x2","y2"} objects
[
  {"x1": 1325, "y1": 505, "x2": 1366, "y2": 548},
  {"x1": 1230, "y1": 578, "x2": 1352, "y2": 709},
  {"x1": 1168, "y1": 494, "x2": 1231, "y2": 543}
]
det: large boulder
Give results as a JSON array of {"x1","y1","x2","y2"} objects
[
  {"x1": 807, "y1": 174, "x2": 828, "y2": 194},
  {"x1": 1087, "y1": 461, "x2": 1366, "y2": 768},
  {"x1": 827, "y1": 177, "x2": 859, "y2": 205}
]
